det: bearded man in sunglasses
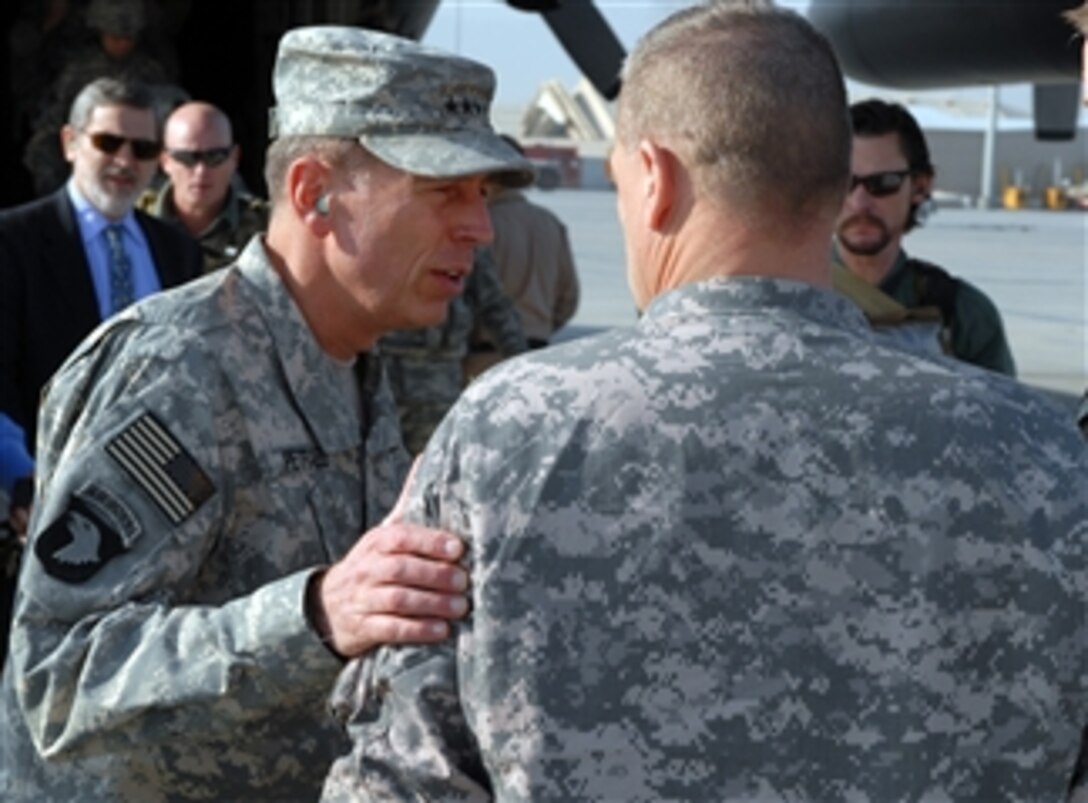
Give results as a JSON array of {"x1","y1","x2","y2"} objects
[
  {"x1": 0, "y1": 76, "x2": 201, "y2": 485},
  {"x1": 141, "y1": 101, "x2": 270, "y2": 273},
  {"x1": 835, "y1": 99, "x2": 1016, "y2": 376}
]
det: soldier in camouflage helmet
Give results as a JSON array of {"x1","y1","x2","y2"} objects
[
  {"x1": 322, "y1": 4, "x2": 1088, "y2": 802},
  {"x1": 140, "y1": 101, "x2": 270, "y2": 273},
  {"x1": 0, "y1": 25, "x2": 532, "y2": 802}
]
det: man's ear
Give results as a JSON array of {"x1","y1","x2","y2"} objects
[
  {"x1": 911, "y1": 171, "x2": 934, "y2": 205},
  {"x1": 60, "y1": 125, "x2": 78, "y2": 163},
  {"x1": 286, "y1": 157, "x2": 332, "y2": 233},
  {"x1": 638, "y1": 140, "x2": 678, "y2": 232}
]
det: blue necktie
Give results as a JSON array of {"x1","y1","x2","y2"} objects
[{"x1": 104, "y1": 224, "x2": 135, "y2": 314}]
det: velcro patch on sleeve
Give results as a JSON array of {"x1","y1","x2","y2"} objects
[
  {"x1": 35, "y1": 497, "x2": 126, "y2": 583},
  {"x1": 106, "y1": 412, "x2": 215, "y2": 525}
]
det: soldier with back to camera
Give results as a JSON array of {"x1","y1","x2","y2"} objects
[{"x1": 322, "y1": 5, "x2": 1086, "y2": 800}]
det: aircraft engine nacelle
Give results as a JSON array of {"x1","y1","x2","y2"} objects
[
  {"x1": 808, "y1": 0, "x2": 1084, "y2": 140},
  {"x1": 808, "y1": 0, "x2": 1081, "y2": 88}
]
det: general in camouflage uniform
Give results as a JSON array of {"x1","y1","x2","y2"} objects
[
  {"x1": 0, "y1": 25, "x2": 532, "y2": 802},
  {"x1": 382, "y1": 246, "x2": 527, "y2": 455},
  {"x1": 323, "y1": 6, "x2": 1087, "y2": 802},
  {"x1": 0, "y1": 241, "x2": 407, "y2": 799},
  {"x1": 141, "y1": 176, "x2": 269, "y2": 273}
]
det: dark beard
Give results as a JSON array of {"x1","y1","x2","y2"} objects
[{"x1": 837, "y1": 213, "x2": 892, "y2": 257}]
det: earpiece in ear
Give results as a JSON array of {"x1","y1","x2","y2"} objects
[{"x1": 314, "y1": 194, "x2": 330, "y2": 216}]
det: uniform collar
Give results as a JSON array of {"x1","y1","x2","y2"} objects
[
  {"x1": 641, "y1": 276, "x2": 873, "y2": 338},
  {"x1": 235, "y1": 239, "x2": 362, "y2": 455},
  {"x1": 151, "y1": 178, "x2": 243, "y2": 238}
]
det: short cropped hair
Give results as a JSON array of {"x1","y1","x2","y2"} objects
[
  {"x1": 615, "y1": 1, "x2": 850, "y2": 219},
  {"x1": 850, "y1": 99, "x2": 933, "y2": 232},
  {"x1": 67, "y1": 77, "x2": 155, "y2": 131},
  {"x1": 1065, "y1": 1, "x2": 1088, "y2": 35},
  {"x1": 263, "y1": 137, "x2": 367, "y2": 204}
]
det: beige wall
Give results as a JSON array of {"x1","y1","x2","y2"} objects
[{"x1": 926, "y1": 127, "x2": 1088, "y2": 203}]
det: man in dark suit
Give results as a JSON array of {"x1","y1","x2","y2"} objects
[{"x1": 0, "y1": 77, "x2": 202, "y2": 470}]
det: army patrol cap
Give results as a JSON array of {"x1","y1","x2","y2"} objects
[
  {"x1": 270, "y1": 26, "x2": 535, "y2": 188},
  {"x1": 85, "y1": 0, "x2": 146, "y2": 37}
]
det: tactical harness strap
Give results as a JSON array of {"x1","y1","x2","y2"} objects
[{"x1": 906, "y1": 258, "x2": 960, "y2": 354}]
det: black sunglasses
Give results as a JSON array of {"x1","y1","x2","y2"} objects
[
  {"x1": 166, "y1": 147, "x2": 233, "y2": 168},
  {"x1": 85, "y1": 131, "x2": 162, "y2": 161},
  {"x1": 849, "y1": 169, "x2": 912, "y2": 197}
]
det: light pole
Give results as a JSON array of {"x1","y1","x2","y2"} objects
[{"x1": 978, "y1": 85, "x2": 999, "y2": 208}]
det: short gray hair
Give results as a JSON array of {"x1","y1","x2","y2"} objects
[
  {"x1": 67, "y1": 77, "x2": 155, "y2": 131},
  {"x1": 616, "y1": 1, "x2": 850, "y2": 218},
  {"x1": 263, "y1": 137, "x2": 369, "y2": 204}
]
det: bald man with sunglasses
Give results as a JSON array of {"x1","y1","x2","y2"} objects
[
  {"x1": 0, "y1": 77, "x2": 201, "y2": 465},
  {"x1": 835, "y1": 99, "x2": 1015, "y2": 376},
  {"x1": 141, "y1": 102, "x2": 269, "y2": 273}
]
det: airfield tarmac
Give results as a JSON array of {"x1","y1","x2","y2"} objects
[{"x1": 533, "y1": 189, "x2": 1086, "y2": 404}]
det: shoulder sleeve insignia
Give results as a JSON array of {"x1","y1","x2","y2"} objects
[
  {"x1": 106, "y1": 412, "x2": 216, "y2": 525},
  {"x1": 35, "y1": 497, "x2": 126, "y2": 583}
]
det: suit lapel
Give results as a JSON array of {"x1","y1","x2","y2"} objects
[
  {"x1": 138, "y1": 211, "x2": 181, "y2": 287},
  {"x1": 46, "y1": 189, "x2": 102, "y2": 328}
]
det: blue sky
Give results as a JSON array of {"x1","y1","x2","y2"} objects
[
  {"x1": 421, "y1": 1, "x2": 1084, "y2": 130},
  {"x1": 421, "y1": 1, "x2": 729, "y2": 106}
]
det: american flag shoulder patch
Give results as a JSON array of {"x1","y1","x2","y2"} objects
[{"x1": 106, "y1": 412, "x2": 216, "y2": 525}]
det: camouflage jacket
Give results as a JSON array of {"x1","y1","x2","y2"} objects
[
  {"x1": 0, "y1": 239, "x2": 408, "y2": 801},
  {"x1": 323, "y1": 278, "x2": 1086, "y2": 802},
  {"x1": 141, "y1": 179, "x2": 270, "y2": 273},
  {"x1": 485, "y1": 187, "x2": 579, "y2": 343}
]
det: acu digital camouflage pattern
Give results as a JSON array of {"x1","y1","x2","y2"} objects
[
  {"x1": 323, "y1": 278, "x2": 1087, "y2": 802},
  {"x1": 269, "y1": 26, "x2": 533, "y2": 188},
  {"x1": 382, "y1": 247, "x2": 527, "y2": 454},
  {"x1": 141, "y1": 177, "x2": 270, "y2": 273},
  {"x1": 0, "y1": 237, "x2": 409, "y2": 801}
]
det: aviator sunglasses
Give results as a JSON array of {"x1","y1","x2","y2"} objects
[
  {"x1": 166, "y1": 147, "x2": 233, "y2": 168},
  {"x1": 849, "y1": 169, "x2": 912, "y2": 197},
  {"x1": 85, "y1": 131, "x2": 162, "y2": 161}
]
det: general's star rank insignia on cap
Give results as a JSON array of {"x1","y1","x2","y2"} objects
[{"x1": 106, "y1": 412, "x2": 215, "y2": 525}]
